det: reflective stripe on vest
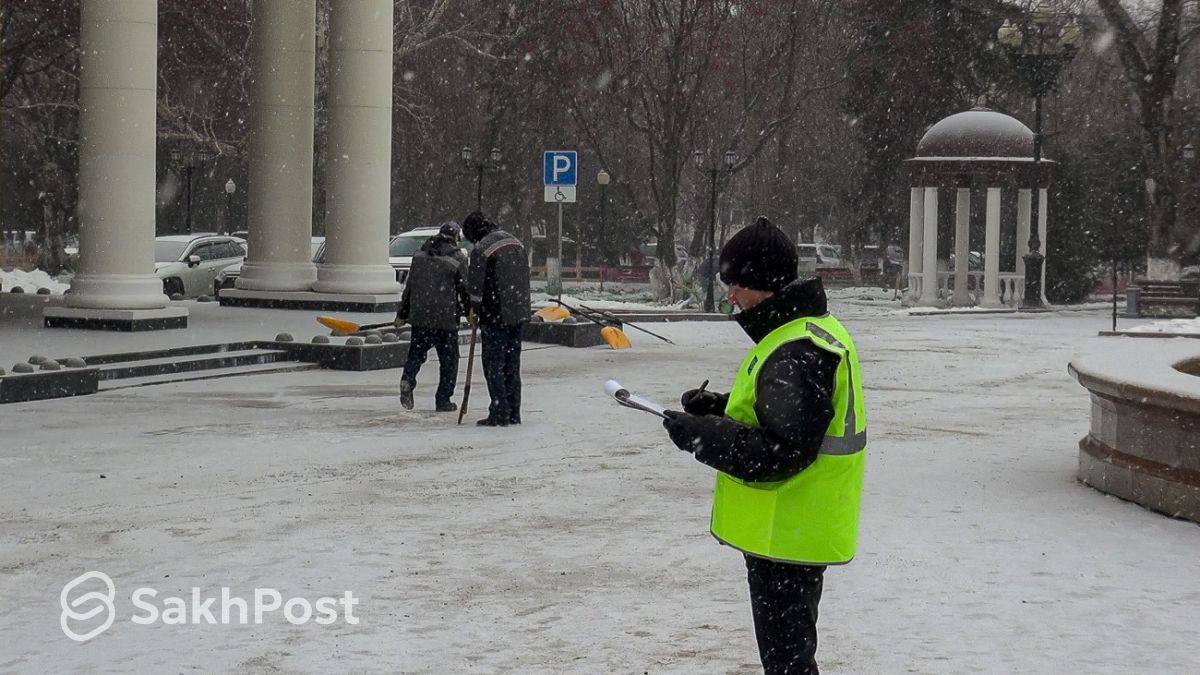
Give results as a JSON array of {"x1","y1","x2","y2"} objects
[{"x1": 710, "y1": 313, "x2": 866, "y2": 565}]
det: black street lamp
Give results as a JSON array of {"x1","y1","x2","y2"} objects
[
  {"x1": 462, "y1": 146, "x2": 502, "y2": 212},
  {"x1": 693, "y1": 149, "x2": 737, "y2": 312},
  {"x1": 998, "y1": 2, "x2": 1080, "y2": 309},
  {"x1": 223, "y1": 178, "x2": 236, "y2": 235},
  {"x1": 170, "y1": 146, "x2": 214, "y2": 234},
  {"x1": 597, "y1": 169, "x2": 611, "y2": 291}
]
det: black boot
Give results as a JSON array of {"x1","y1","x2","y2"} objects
[
  {"x1": 436, "y1": 401, "x2": 458, "y2": 412},
  {"x1": 399, "y1": 381, "x2": 414, "y2": 410},
  {"x1": 476, "y1": 416, "x2": 509, "y2": 427}
]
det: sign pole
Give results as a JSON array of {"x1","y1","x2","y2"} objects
[{"x1": 556, "y1": 199, "x2": 566, "y2": 299}]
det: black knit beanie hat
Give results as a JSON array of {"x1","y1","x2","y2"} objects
[
  {"x1": 462, "y1": 211, "x2": 491, "y2": 243},
  {"x1": 718, "y1": 216, "x2": 799, "y2": 292}
]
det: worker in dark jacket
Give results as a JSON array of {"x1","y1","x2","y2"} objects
[
  {"x1": 462, "y1": 211, "x2": 531, "y2": 426},
  {"x1": 396, "y1": 222, "x2": 469, "y2": 412},
  {"x1": 661, "y1": 217, "x2": 867, "y2": 675}
]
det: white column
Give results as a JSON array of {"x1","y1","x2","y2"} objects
[
  {"x1": 906, "y1": 187, "x2": 924, "y2": 302},
  {"x1": 1039, "y1": 187, "x2": 1049, "y2": 305},
  {"x1": 918, "y1": 187, "x2": 940, "y2": 306},
  {"x1": 981, "y1": 187, "x2": 1003, "y2": 307},
  {"x1": 1015, "y1": 188, "x2": 1031, "y2": 280},
  {"x1": 312, "y1": 0, "x2": 401, "y2": 295},
  {"x1": 66, "y1": 0, "x2": 167, "y2": 310},
  {"x1": 237, "y1": 0, "x2": 318, "y2": 292},
  {"x1": 952, "y1": 188, "x2": 972, "y2": 306}
]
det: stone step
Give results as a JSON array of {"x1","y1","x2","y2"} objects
[
  {"x1": 99, "y1": 361, "x2": 320, "y2": 391},
  {"x1": 94, "y1": 348, "x2": 293, "y2": 381}
]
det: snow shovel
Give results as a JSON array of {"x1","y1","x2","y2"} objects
[
  {"x1": 316, "y1": 315, "x2": 395, "y2": 336},
  {"x1": 545, "y1": 301, "x2": 630, "y2": 349},
  {"x1": 457, "y1": 314, "x2": 479, "y2": 425},
  {"x1": 553, "y1": 299, "x2": 673, "y2": 346}
]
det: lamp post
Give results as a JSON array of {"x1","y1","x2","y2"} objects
[
  {"x1": 693, "y1": 149, "x2": 737, "y2": 312},
  {"x1": 998, "y1": 2, "x2": 1080, "y2": 309},
  {"x1": 462, "y1": 146, "x2": 502, "y2": 212},
  {"x1": 170, "y1": 147, "x2": 213, "y2": 234},
  {"x1": 223, "y1": 178, "x2": 236, "y2": 235},
  {"x1": 597, "y1": 169, "x2": 611, "y2": 291}
]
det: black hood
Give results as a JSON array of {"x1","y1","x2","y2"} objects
[{"x1": 734, "y1": 277, "x2": 828, "y2": 343}]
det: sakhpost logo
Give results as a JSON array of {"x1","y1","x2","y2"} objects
[{"x1": 60, "y1": 571, "x2": 117, "y2": 642}]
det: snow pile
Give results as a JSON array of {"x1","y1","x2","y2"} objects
[
  {"x1": 0, "y1": 268, "x2": 70, "y2": 294},
  {"x1": 1127, "y1": 317, "x2": 1200, "y2": 335}
]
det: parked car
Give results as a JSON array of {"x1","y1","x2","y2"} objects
[
  {"x1": 859, "y1": 244, "x2": 906, "y2": 275},
  {"x1": 380, "y1": 227, "x2": 470, "y2": 286},
  {"x1": 215, "y1": 236, "x2": 325, "y2": 295},
  {"x1": 797, "y1": 243, "x2": 844, "y2": 269},
  {"x1": 155, "y1": 234, "x2": 246, "y2": 299},
  {"x1": 949, "y1": 250, "x2": 984, "y2": 271}
]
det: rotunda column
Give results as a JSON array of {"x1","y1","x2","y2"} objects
[
  {"x1": 981, "y1": 187, "x2": 1003, "y2": 307},
  {"x1": 1015, "y1": 188, "x2": 1032, "y2": 281},
  {"x1": 952, "y1": 188, "x2": 972, "y2": 306},
  {"x1": 906, "y1": 187, "x2": 924, "y2": 303},
  {"x1": 918, "y1": 187, "x2": 940, "y2": 306}
]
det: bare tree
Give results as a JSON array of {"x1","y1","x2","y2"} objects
[{"x1": 1096, "y1": 0, "x2": 1200, "y2": 277}]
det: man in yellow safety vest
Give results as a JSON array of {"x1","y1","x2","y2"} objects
[{"x1": 662, "y1": 216, "x2": 866, "y2": 674}]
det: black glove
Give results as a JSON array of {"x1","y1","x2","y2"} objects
[
  {"x1": 662, "y1": 410, "x2": 705, "y2": 453},
  {"x1": 681, "y1": 388, "x2": 727, "y2": 417}
]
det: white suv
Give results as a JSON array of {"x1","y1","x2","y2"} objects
[{"x1": 155, "y1": 234, "x2": 246, "y2": 299}]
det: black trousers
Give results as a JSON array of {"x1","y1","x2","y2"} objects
[
  {"x1": 480, "y1": 324, "x2": 522, "y2": 422},
  {"x1": 401, "y1": 327, "x2": 459, "y2": 406},
  {"x1": 744, "y1": 554, "x2": 825, "y2": 675}
]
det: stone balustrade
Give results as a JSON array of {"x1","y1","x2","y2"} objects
[{"x1": 1070, "y1": 342, "x2": 1200, "y2": 523}]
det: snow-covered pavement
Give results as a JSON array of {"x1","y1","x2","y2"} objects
[{"x1": 2, "y1": 301, "x2": 1198, "y2": 673}]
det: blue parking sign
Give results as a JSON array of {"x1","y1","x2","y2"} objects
[{"x1": 543, "y1": 151, "x2": 577, "y2": 186}]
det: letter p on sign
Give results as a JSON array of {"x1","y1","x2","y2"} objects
[{"x1": 543, "y1": 151, "x2": 577, "y2": 187}]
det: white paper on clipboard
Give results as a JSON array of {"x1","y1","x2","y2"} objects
[{"x1": 604, "y1": 379, "x2": 668, "y2": 418}]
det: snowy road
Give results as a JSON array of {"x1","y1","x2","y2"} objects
[{"x1": 2, "y1": 302, "x2": 1198, "y2": 673}]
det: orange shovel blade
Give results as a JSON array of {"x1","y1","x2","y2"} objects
[{"x1": 316, "y1": 315, "x2": 362, "y2": 336}]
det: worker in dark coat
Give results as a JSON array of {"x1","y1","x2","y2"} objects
[
  {"x1": 462, "y1": 211, "x2": 531, "y2": 426},
  {"x1": 396, "y1": 222, "x2": 469, "y2": 412}
]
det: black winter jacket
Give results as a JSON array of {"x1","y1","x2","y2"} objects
[
  {"x1": 680, "y1": 278, "x2": 840, "y2": 482},
  {"x1": 468, "y1": 227, "x2": 532, "y2": 327},
  {"x1": 398, "y1": 235, "x2": 469, "y2": 331}
]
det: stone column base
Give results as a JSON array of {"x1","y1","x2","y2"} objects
[
  {"x1": 44, "y1": 306, "x2": 188, "y2": 331},
  {"x1": 235, "y1": 261, "x2": 319, "y2": 292},
  {"x1": 312, "y1": 264, "x2": 402, "y2": 295},
  {"x1": 218, "y1": 288, "x2": 400, "y2": 313}
]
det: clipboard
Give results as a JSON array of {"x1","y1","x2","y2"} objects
[{"x1": 604, "y1": 379, "x2": 668, "y2": 418}]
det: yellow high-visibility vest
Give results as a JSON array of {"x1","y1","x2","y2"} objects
[{"x1": 711, "y1": 313, "x2": 866, "y2": 565}]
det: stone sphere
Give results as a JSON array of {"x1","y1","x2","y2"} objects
[
  {"x1": 64, "y1": 357, "x2": 88, "y2": 368},
  {"x1": 13, "y1": 363, "x2": 35, "y2": 374},
  {"x1": 311, "y1": 335, "x2": 331, "y2": 344},
  {"x1": 9, "y1": 286, "x2": 24, "y2": 293},
  {"x1": 345, "y1": 337, "x2": 364, "y2": 346},
  {"x1": 381, "y1": 332, "x2": 400, "y2": 343},
  {"x1": 365, "y1": 334, "x2": 383, "y2": 345},
  {"x1": 169, "y1": 292, "x2": 184, "y2": 301},
  {"x1": 40, "y1": 360, "x2": 62, "y2": 371},
  {"x1": 275, "y1": 332, "x2": 294, "y2": 342},
  {"x1": 197, "y1": 294, "x2": 215, "y2": 303},
  {"x1": 28, "y1": 355, "x2": 48, "y2": 365},
  {"x1": 36, "y1": 287, "x2": 51, "y2": 295}
]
